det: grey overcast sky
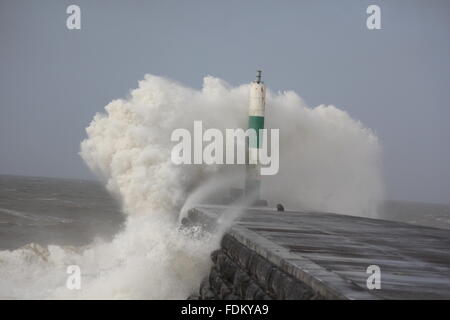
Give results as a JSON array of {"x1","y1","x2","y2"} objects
[{"x1": 0, "y1": 0, "x2": 449, "y2": 204}]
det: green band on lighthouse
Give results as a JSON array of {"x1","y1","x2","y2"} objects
[{"x1": 248, "y1": 116, "x2": 264, "y2": 148}]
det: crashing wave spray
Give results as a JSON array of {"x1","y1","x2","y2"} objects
[{"x1": 0, "y1": 74, "x2": 383, "y2": 299}]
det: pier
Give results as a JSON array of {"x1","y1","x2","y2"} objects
[{"x1": 186, "y1": 205, "x2": 450, "y2": 299}]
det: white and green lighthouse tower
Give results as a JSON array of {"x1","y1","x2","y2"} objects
[{"x1": 245, "y1": 70, "x2": 266, "y2": 202}]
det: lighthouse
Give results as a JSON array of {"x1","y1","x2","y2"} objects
[{"x1": 245, "y1": 70, "x2": 266, "y2": 203}]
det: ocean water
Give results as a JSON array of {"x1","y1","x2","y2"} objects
[
  {"x1": 0, "y1": 174, "x2": 218, "y2": 299},
  {"x1": 0, "y1": 175, "x2": 124, "y2": 250},
  {"x1": 1, "y1": 174, "x2": 449, "y2": 251},
  {"x1": 379, "y1": 200, "x2": 450, "y2": 230}
]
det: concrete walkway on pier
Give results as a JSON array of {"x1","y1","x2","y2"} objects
[{"x1": 189, "y1": 205, "x2": 450, "y2": 299}]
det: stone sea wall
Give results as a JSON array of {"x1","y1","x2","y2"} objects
[{"x1": 194, "y1": 233, "x2": 323, "y2": 300}]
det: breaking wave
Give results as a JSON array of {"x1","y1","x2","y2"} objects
[{"x1": 0, "y1": 74, "x2": 383, "y2": 299}]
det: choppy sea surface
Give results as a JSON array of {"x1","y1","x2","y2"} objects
[
  {"x1": 0, "y1": 175, "x2": 124, "y2": 250},
  {"x1": 0, "y1": 174, "x2": 449, "y2": 250}
]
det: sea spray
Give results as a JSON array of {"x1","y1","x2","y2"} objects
[{"x1": 0, "y1": 74, "x2": 384, "y2": 299}]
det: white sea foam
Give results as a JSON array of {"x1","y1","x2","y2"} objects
[{"x1": 0, "y1": 74, "x2": 383, "y2": 299}]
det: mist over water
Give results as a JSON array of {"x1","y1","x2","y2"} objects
[{"x1": 0, "y1": 74, "x2": 383, "y2": 299}]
